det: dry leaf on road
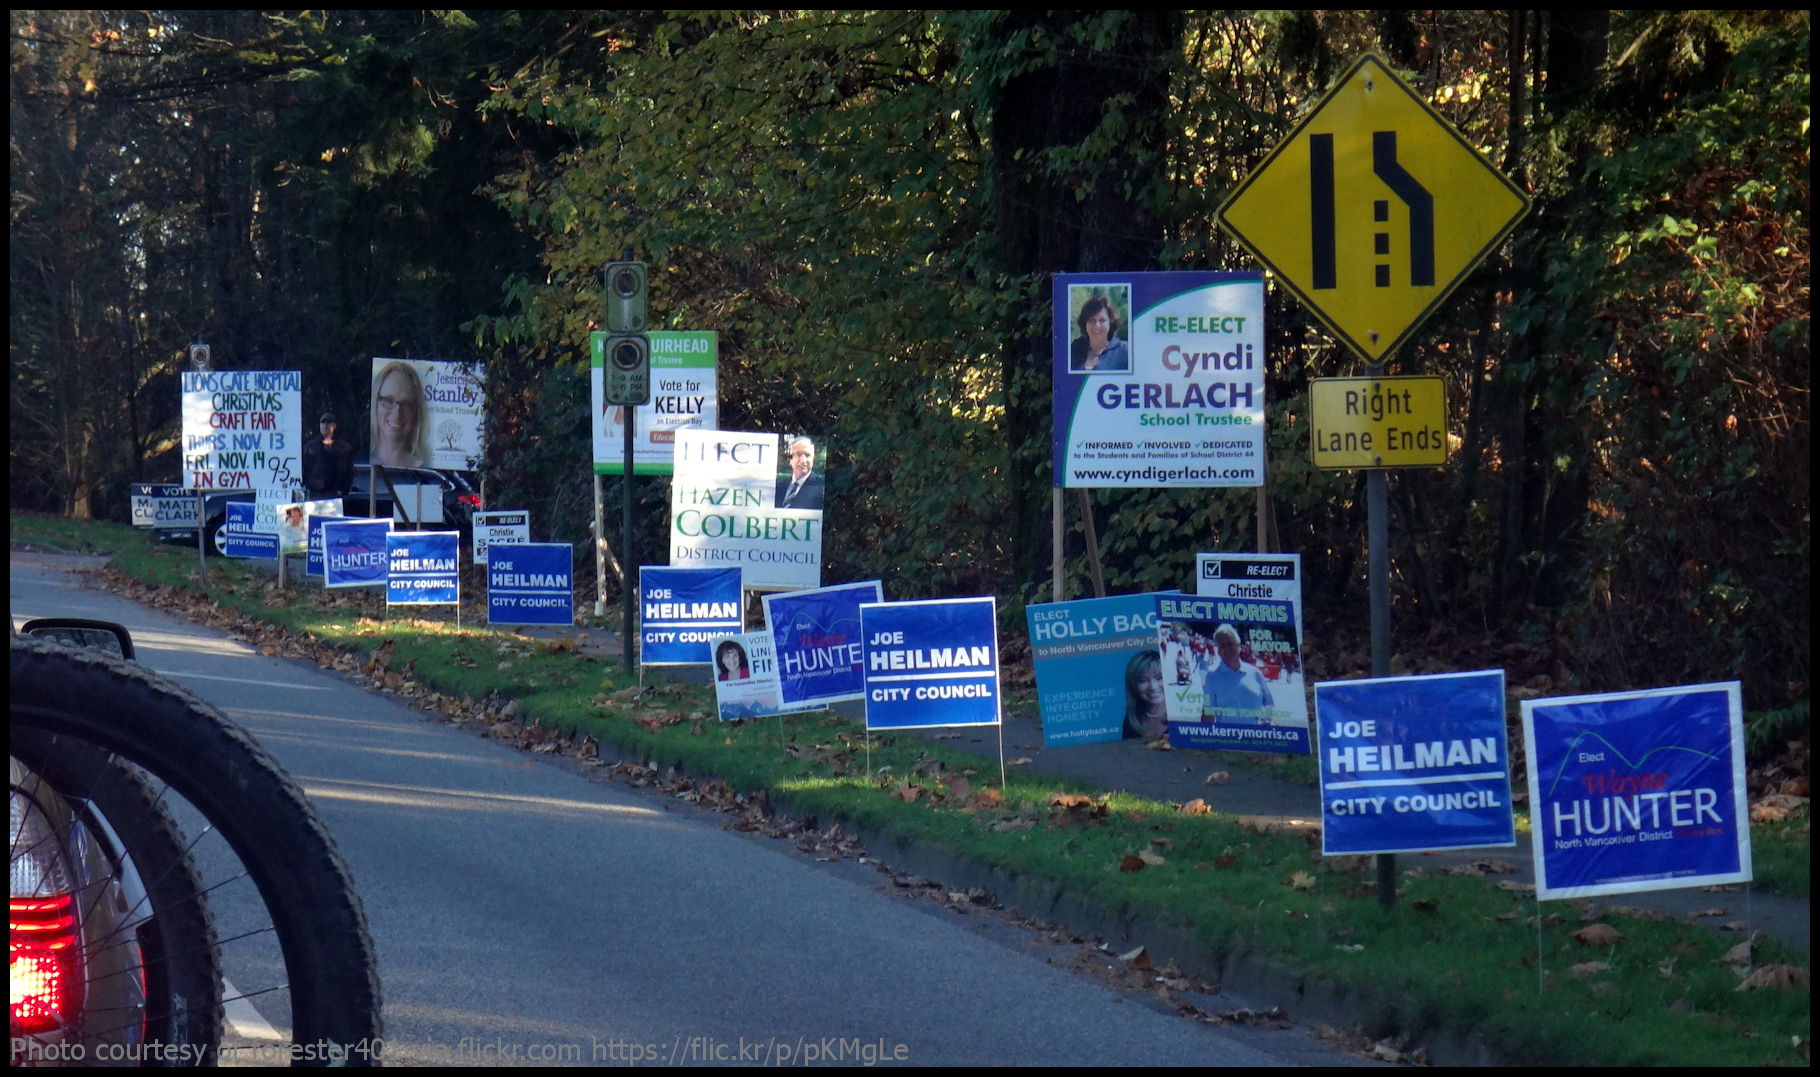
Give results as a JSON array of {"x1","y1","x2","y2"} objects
[
  {"x1": 1006, "y1": 757, "x2": 1034, "y2": 766},
  {"x1": 1203, "y1": 771, "x2": 1231, "y2": 785},
  {"x1": 1119, "y1": 946, "x2": 1152, "y2": 970}
]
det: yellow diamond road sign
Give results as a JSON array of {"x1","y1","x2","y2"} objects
[{"x1": 1219, "y1": 55, "x2": 1530, "y2": 363}]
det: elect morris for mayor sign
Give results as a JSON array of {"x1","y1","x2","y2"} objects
[{"x1": 182, "y1": 371, "x2": 303, "y2": 491}]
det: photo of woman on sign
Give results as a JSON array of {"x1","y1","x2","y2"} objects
[
  {"x1": 1122, "y1": 649, "x2": 1168, "y2": 739},
  {"x1": 716, "y1": 639, "x2": 751, "y2": 682},
  {"x1": 1068, "y1": 286, "x2": 1131, "y2": 373},
  {"x1": 370, "y1": 360, "x2": 432, "y2": 469}
]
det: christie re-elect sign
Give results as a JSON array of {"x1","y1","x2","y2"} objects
[
  {"x1": 488, "y1": 543, "x2": 574, "y2": 626},
  {"x1": 860, "y1": 597, "x2": 1000, "y2": 730},
  {"x1": 1316, "y1": 671, "x2": 1515, "y2": 856},
  {"x1": 1522, "y1": 683, "x2": 1750, "y2": 900}
]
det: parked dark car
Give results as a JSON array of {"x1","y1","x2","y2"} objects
[{"x1": 155, "y1": 467, "x2": 480, "y2": 553}]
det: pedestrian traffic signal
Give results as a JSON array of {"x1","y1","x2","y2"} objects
[
  {"x1": 604, "y1": 260, "x2": 648, "y2": 333},
  {"x1": 602, "y1": 333, "x2": 650, "y2": 406}
]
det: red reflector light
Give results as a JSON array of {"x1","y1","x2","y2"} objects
[
  {"x1": 458, "y1": 493, "x2": 482, "y2": 508},
  {"x1": 11, "y1": 894, "x2": 78, "y2": 1034}
]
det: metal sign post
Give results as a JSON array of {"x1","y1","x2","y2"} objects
[
  {"x1": 622, "y1": 409, "x2": 636, "y2": 675},
  {"x1": 1219, "y1": 54, "x2": 1532, "y2": 910}
]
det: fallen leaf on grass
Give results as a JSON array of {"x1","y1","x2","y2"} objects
[
  {"x1": 1446, "y1": 858, "x2": 1518, "y2": 876},
  {"x1": 1721, "y1": 940, "x2": 1756, "y2": 966},
  {"x1": 1335, "y1": 944, "x2": 1365, "y2": 953},
  {"x1": 988, "y1": 817, "x2": 1033, "y2": 832},
  {"x1": 1145, "y1": 737, "x2": 1172, "y2": 751},
  {"x1": 891, "y1": 784, "x2": 923, "y2": 803},
  {"x1": 1735, "y1": 964, "x2": 1810, "y2": 991},
  {"x1": 970, "y1": 788, "x2": 1003, "y2": 810},
  {"x1": 1203, "y1": 771, "x2": 1231, "y2": 785},
  {"x1": 1574, "y1": 923, "x2": 1625, "y2": 947},
  {"x1": 1119, "y1": 946, "x2": 1153, "y2": 971},
  {"x1": 1494, "y1": 909, "x2": 1520, "y2": 923},
  {"x1": 1137, "y1": 849, "x2": 1169, "y2": 867},
  {"x1": 1286, "y1": 871, "x2": 1316, "y2": 891},
  {"x1": 946, "y1": 776, "x2": 972, "y2": 800},
  {"x1": 1567, "y1": 960, "x2": 1609, "y2": 978},
  {"x1": 1178, "y1": 798, "x2": 1212, "y2": 816},
  {"x1": 1497, "y1": 880, "x2": 1537, "y2": 896},
  {"x1": 1119, "y1": 856, "x2": 1146, "y2": 873},
  {"x1": 1687, "y1": 907, "x2": 1730, "y2": 919},
  {"x1": 1006, "y1": 757, "x2": 1034, "y2": 766}
]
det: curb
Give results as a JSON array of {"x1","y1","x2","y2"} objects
[{"x1": 611, "y1": 731, "x2": 1514, "y2": 1067}]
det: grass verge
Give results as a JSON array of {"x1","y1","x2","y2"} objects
[{"x1": 12, "y1": 513, "x2": 1812, "y2": 1066}]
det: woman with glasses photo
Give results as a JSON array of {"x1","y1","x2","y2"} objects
[{"x1": 370, "y1": 361, "x2": 432, "y2": 469}]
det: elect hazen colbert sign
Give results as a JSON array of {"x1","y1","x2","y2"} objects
[
  {"x1": 861, "y1": 598, "x2": 999, "y2": 730},
  {"x1": 182, "y1": 371, "x2": 302, "y2": 491},
  {"x1": 1522, "y1": 683, "x2": 1750, "y2": 900},
  {"x1": 670, "y1": 430, "x2": 821, "y2": 589},
  {"x1": 1053, "y1": 272, "x2": 1265, "y2": 489}
]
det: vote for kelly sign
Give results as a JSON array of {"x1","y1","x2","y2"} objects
[{"x1": 1522, "y1": 683, "x2": 1750, "y2": 900}]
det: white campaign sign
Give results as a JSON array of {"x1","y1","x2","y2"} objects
[
  {"x1": 472, "y1": 510, "x2": 530, "y2": 565},
  {"x1": 181, "y1": 371, "x2": 303, "y2": 491},
  {"x1": 593, "y1": 331, "x2": 719, "y2": 475},
  {"x1": 669, "y1": 430, "x2": 821, "y2": 590},
  {"x1": 369, "y1": 358, "x2": 485, "y2": 471}
]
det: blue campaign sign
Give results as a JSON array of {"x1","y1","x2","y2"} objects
[
  {"x1": 765, "y1": 581, "x2": 884, "y2": 710},
  {"x1": 221, "y1": 501, "x2": 277, "y2": 559},
  {"x1": 1315, "y1": 671, "x2": 1515, "y2": 856},
  {"x1": 1155, "y1": 594, "x2": 1310, "y2": 755},
  {"x1": 305, "y1": 510, "x2": 347, "y2": 576},
  {"x1": 860, "y1": 598, "x2": 999, "y2": 730},
  {"x1": 322, "y1": 519, "x2": 392, "y2": 588},
  {"x1": 488, "y1": 543, "x2": 574, "y2": 626},
  {"x1": 1523, "y1": 683, "x2": 1749, "y2": 900},
  {"x1": 639, "y1": 566, "x2": 743, "y2": 665},
  {"x1": 1026, "y1": 592, "x2": 1174, "y2": 747},
  {"x1": 388, "y1": 531, "x2": 460, "y2": 606}
]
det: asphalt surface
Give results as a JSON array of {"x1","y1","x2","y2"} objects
[{"x1": 10, "y1": 551, "x2": 1358, "y2": 1067}]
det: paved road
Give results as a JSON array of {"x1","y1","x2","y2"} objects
[{"x1": 11, "y1": 552, "x2": 1354, "y2": 1066}]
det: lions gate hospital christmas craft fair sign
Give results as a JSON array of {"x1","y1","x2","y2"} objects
[
  {"x1": 1052, "y1": 272, "x2": 1266, "y2": 489},
  {"x1": 181, "y1": 371, "x2": 303, "y2": 491}
]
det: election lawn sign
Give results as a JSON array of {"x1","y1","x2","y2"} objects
[
  {"x1": 370, "y1": 358, "x2": 485, "y2": 471},
  {"x1": 304, "y1": 502, "x2": 346, "y2": 577},
  {"x1": 488, "y1": 543, "x2": 574, "y2": 626},
  {"x1": 471, "y1": 510, "x2": 530, "y2": 565},
  {"x1": 322, "y1": 519, "x2": 392, "y2": 588},
  {"x1": 860, "y1": 598, "x2": 1000, "y2": 731},
  {"x1": 640, "y1": 566, "x2": 743, "y2": 665},
  {"x1": 593, "y1": 331, "x2": 719, "y2": 475},
  {"x1": 1196, "y1": 553, "x2": 1302, "y2": 644},
  {"x1": 669, "y1": 430, "x2": 822, "y2": 590},
  {"x1": 131, "y1": 484, "x2": 194, "y2": 529},
  {"x1": 1025, "y1": 592, "x2": 1173, "y2": 747},
  {"x1": 710, "y1": 631, "x2": 785, "y2": 722},
  {"x1": 387, "y1": 531, "x2": 460, "y2": 606},
  {"x1": 1522, "y1": 683, "x2": 1750, "y2": 900},
  {"x1": 1156, "y1": 594, "x2": 1309, "y2": 754},
  {"x1": 1052, "y1": 272, "x2": 1266, "y2": 489},
  {"x1": 221, "y1": 502, "x2": 278, "y2": 560},
  {"x1": 1315, "y1": 671, "x2": 1515, "y2": 857},
  {"x1": 764, "y1": 581, "x2": 883, "y2": 711},
  {"x1": 277, "y1": 498, "x2": 341, "y2": 556}
]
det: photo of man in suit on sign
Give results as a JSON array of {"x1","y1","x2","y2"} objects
[{"x1": 775, "y1": 436, "x2": 824, "y2": 510}]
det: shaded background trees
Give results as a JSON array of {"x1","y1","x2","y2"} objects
[{"x1": 9, "y1": 10, "x2": 1809, "y2": 707}]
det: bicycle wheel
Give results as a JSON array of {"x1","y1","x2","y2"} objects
[
  {"x1": 11, "y1": 636, "x2": 383, "y2": 1066},
  {"x1": 11, "y1": 729, "x2": 225, "y2": 1063}
]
